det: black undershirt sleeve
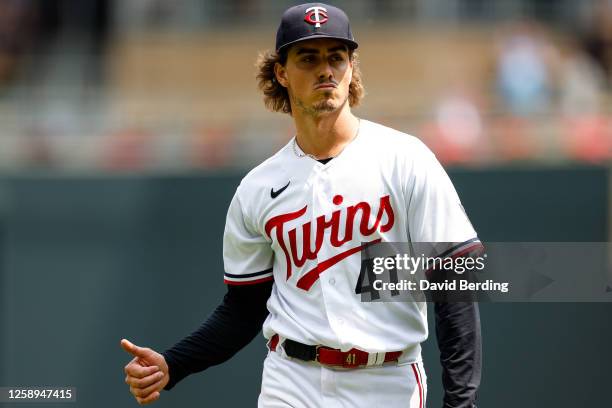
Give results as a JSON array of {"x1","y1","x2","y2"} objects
[
  {"x1": 434, "y1": 301, "x2": 482, "y2": 408},
  {"x1": 161, "y1": 280, "x2": 273, "y2": 390}
]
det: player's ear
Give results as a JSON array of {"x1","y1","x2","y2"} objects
[
  {"x1": 346, "y1": 50, "x2": 355, "y2": 82},
  {"x1": 274, "y1": 62, "x2": 288, "y2": 88}
]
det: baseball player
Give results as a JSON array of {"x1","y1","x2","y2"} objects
[{"x1": 121, "y1": 3, "x2": 482, "y2": 407}]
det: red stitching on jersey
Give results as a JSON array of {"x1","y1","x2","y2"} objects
[
  {"x1": 296, "y1": 238, "x2": 381, "y2": 290},
  {"x1": 265, "y1": 205, "x2": 308, "y2": 280},
  {"x1": 264, "y1": 195, "x2": 395, "y2": 286}
]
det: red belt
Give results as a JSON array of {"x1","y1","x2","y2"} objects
[{"x1": 269, "y1": 334, "x2": 402, "y2": 369}]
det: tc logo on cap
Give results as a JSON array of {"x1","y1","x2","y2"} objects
[{"x1": 304, "y1": 6, "x2": 328, "y2": 28}]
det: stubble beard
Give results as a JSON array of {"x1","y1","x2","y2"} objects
[{"x1": 291, "y1": 90, "x2": 348, "y2": 117}]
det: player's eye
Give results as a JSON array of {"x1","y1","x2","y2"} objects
[{"x1": 329, "y1": 54, "x2": 346, "y2": 63}]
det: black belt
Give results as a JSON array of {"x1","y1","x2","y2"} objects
[
  {"x1": 269, "y1": 334, "x2": 402, "y2": 368},
  {"x1": 283, "y1": 338, "x2": 318, "y2": 361}
]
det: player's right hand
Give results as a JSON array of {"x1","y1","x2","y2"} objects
[{"x1": 121, "y1": 339, "x2": 170, "y2": 405}]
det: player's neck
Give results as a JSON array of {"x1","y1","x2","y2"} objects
[{"x1": 292, "y1": 107, "x2": 360, "y2": 160}]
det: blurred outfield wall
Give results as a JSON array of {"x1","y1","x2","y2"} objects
[{"x1": 0, "y1": 166, "x2": 609, "y2": 408}]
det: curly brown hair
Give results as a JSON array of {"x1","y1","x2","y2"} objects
[{"x1": 255, "y1": 49, "x2": 364, "y2": 115}]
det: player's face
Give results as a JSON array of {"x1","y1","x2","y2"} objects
[{"x1": 276, "y1": 39, "x2": 353, "y2": 116}]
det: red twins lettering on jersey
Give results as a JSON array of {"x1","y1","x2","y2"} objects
[{"x1": 264, "y1": 194, "x2": 395, "y2": 290}]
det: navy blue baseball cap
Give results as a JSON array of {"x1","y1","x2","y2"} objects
[{"x1": 275, "y1": 3, "x2": 358, "y2": 53}]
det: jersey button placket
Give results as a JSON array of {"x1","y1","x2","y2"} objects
[
  {"x1": 317, "y1": 171, "x2": 349, "y2": 339},
  {"x1": 312, "y1": 170, "x2": 340, "y2": 333}
]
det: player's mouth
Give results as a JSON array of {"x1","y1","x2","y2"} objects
[{"x1": 314, "y1": 82, "x2": 337, "y2": 90}]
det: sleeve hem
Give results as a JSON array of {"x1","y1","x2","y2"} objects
[{"x1": 224, "y1": 275, "x2": 274, "y2": 285}]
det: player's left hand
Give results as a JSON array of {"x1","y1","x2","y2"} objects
[{"x1": 121, "y1": 339, "x2": 169, "y2": 405}]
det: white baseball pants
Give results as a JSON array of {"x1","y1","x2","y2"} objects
[{"x1": 258, "y1": 350, "x2": 427, "y2": 408}]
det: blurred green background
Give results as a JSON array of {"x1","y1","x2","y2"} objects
[
  {"x1": 0, "y1": 167, "x2": 609, "y2": 407},
  {"x1": 0, "y1": 0, "x2": 611, "y2": 407}
]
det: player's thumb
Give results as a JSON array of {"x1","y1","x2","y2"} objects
[{"x1": 120, "y1": 338, "x2": 150, "y2": 358}]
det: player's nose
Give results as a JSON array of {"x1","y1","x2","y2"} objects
[{"x1": 317, "y1": 61, "x2": 334, "y2": 80}]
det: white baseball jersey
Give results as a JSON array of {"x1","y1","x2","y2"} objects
[{"x1": 223, "y1": 119, "x2": 479, "y2": 360}]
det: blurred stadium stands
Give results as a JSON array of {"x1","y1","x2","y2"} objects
[{"x1": 0, "y1": 0, "x2": 610, "y2": 171}]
